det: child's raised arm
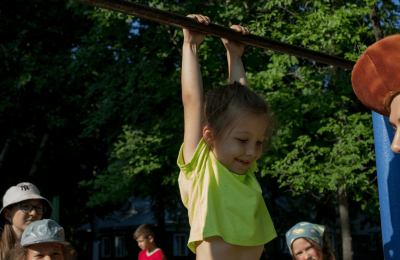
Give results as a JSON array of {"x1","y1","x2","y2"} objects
[
  {"x1": 221, "y1": 25, "x2": 251, "y2": 86},
  {"x1": 181, "y1": 14, "x2": 210, "y2": 164}
]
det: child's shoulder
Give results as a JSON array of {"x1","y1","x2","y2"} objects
[
  {"x1": 178, "y1": 138, "x2": 210, "y2": 177},
  {"x1": 157, "y1": 248, "x2": 167, "y2": 260},
  {"x1": 149, "y1": 248, "x2": 166, "y2": 260},
  {"x1": 138, "y1": 250, "x2": 147, "y2": 260}
]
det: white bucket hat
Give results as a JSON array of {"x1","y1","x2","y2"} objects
[{"x1": 0, "y1": 182, "x2": 53, "y2": 229}]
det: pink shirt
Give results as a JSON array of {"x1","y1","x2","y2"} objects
[{"x1": 138, "y1": 249, "x2": 166, "y2": 260}]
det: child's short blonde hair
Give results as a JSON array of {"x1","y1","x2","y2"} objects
[
  {"x1": 134, "y1": 224, "x2": 155, "y2": 240},
  {"x1": 203, "y1": 81, "x2": 276, "y2": 150}
]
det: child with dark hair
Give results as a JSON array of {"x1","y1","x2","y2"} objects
[
  {"x1": 286, "y1": 222, "x2": 335, "y2": 260},
  {"x1": 133, "y1": 224, "x2": 166, "y2": 260},
  {"x1": 178, "y1": 13, "x2": 277, "y2": 260}
]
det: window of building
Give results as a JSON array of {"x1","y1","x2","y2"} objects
[
  {"x1": 115, "y1": 236, "x2": 125, "y2": 257},
  {"x1": 331, "y1": 234, "x2": 335, "y2": 250},
  {"x1": 101, "y1": 237, "x2": 111, "y2": 258},
  {"x1": 173, "y1": 233, "x2": 188, "y2": 256}
]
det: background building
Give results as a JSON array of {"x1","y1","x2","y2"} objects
[{"x1": 76, "y1": 198, "x2": 193, "y2": 260}]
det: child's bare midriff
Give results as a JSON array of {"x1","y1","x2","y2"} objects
[{"x1": 195, "y1": 236, "x2": 264, "y2": 260}]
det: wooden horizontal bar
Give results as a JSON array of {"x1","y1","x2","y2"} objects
[{"x1": 72, "y1": 0, "x2": 356, "y2": 70}]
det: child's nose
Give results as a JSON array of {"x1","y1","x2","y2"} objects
[
  {"x1": 391, "y1": 130, "x2": 400, "y2": 153},
  {"x1": 246, "y1": 150, "x2": 254, "y2": 156},
  {"x1": 29, "y1": 209, "x2": 38, "y2": 217},
  {"x1": 245, "y1": 145, "x2": 257, "y2": 156}
]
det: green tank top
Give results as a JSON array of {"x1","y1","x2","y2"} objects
[{"x1": 178, "y1": 139, "x2": 277, "y2": 253}]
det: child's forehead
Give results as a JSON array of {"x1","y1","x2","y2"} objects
[
  {"x1": 292, "y1": 238, "x2": 321, "y2": 251},
  {"x1": 136, "y1": 235, "x2": 147, "y2": 241},
  {"x1": 28, "y1": 242, "x2": 63, "y2": 252},
  {"x1": 229, "y1": 114, "x2": 268, "y2": 132}
]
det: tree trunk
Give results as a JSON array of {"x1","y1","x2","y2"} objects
[
  {"x1": 338, "y1": 189, "x2": 353, "y2": 260},
  {"x1": 0, "y1": 138, "x2": 11, "y2": 172},
  {"x1": 29, "y1": 124, "x2": 53, "y2": 176},
  {"x1": 334, "y1": 192, "x2": 343, "y2": 260},
  {"x1": 369, "y1": 4, "x2": 384, "y2": 41}
]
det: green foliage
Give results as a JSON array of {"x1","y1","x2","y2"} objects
[
  {"x1": 0, "y1": 0, "x2": 105, "y2": 250},
  {"x1": 80, "y1": 125, "x2": 177, "y2": 207},
  {"x1": 245, "y1": 0, "x2": 399, "y2": 218},
  {"x1": 267, "y1": 112, "x2": 377, "y2": 208}
]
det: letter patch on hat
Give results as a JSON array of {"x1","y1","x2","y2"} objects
[{"x1": 18, "y1": 185, "x2": 30, "y2": 191}]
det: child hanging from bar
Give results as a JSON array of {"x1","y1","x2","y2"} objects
[{"x1": 178, "y1": 14, "x2": 277, "y2": 260}]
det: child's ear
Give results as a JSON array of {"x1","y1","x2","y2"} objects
[
  {"x1": 3, "y1": 208, "x2": 10, "y2": 219},
  {"x1": 203, "y1": 126, "x2": 215, "y2": 144},
  {"x1": 148, "y1": 236, "x2": 154, "y2": 243}
]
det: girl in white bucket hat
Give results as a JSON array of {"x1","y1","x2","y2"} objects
[{"x1": 0, "y1": 182, "x2": 52, "y2": 260}]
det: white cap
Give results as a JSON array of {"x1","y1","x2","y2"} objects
[{"x1": 1, "y1": 183, "x2": 53, "y2": 229}]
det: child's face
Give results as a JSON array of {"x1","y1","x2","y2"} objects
[
  {"x1": 4, "y1": 199, "x2": 43, "y2": 234},
  {"x1": 136, "y1": 236, "x2": 152, "y2": 251},
  {"x1": 27, "y1": 242, "x2": 64, "y2": 260},
  {"x1": 292, "y1": 238, "x2": 323, "y2": 260},
  {"x1": 210, "y1": 114, "x2": 268, "y2": 175}
]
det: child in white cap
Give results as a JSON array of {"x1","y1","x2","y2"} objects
[
  {"x1": 10, "y1": 219, "x2": 72, "y2": 260},
  {"x1": 0, "y1": 183, "x2": 52, "y2": 259}
]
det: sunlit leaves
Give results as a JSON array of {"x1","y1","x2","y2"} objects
[
  {"x1": 244, "y1": 0, "x2": 399, "y2": 217},
  {"x1": 79, "y1": 126, "x2": 174, "y2": 207}
]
